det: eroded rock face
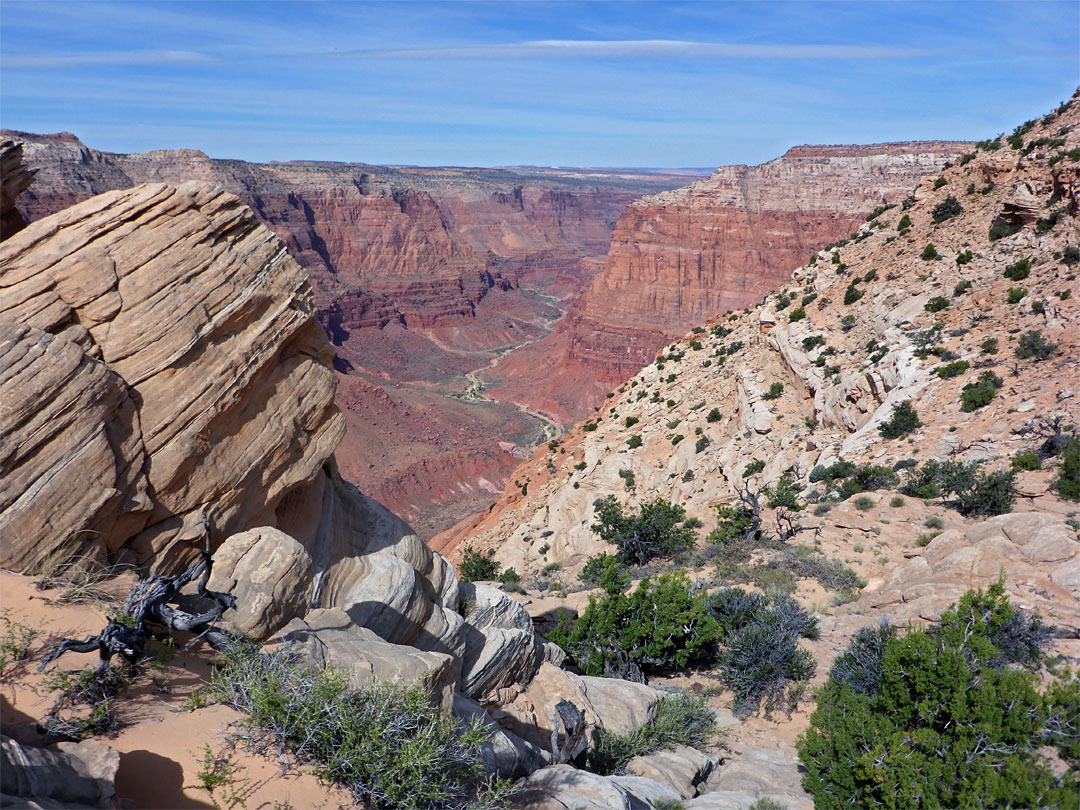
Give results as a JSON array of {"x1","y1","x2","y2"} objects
[
  {"x1": 483, "y1": 141, "x2": 972, "y2": 423},
  {"x1": 0, "y1": 320, "x2": 149, "y2": 571},
  {"x1": 850, "y1": 511, "x2": 1080, "y2": 633},
  {"x1": 0, "y1": 182, "x2": 344, "y2": 571}
]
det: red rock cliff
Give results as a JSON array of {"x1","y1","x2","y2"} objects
[{"x1": 484, "y1": 141, "x2": 972, "y2": 421}]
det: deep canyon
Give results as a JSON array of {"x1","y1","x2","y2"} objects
[{"x1": 7, "y1": 130, "x2": 968, "y2": 537}]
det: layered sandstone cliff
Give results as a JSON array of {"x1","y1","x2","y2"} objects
[{"x1": 484, "y1": 141, "x2": 972, "y2": 422}]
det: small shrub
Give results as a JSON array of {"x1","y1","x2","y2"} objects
[
  {"x1": 931, "y1": 195, "x2": 962, "y2": 223},
  {"x1": 843, "y1": 284, "x2": 863, "y2": 305},
  {"x1": 211, "y1": 645, "x2": 511, "y2": 810},
  {"x1": 0, "y1": 611, "x2": 39, "y2": 677},
  {"x1": 762, "y1": 382, "x2": 784, "y2": 401},
  {"x1": 580, "y1": 554, "x2": 630, "y2": 594},
  {"x1": 743, "y1": 459, "x2": 766, "y2": 478},
  {"x1": 624, "y1": 415, "x2": 639, "y2": 428},
  {"x1": 953, "y1": 279, "x2": 973, "y2": 296},
  {"x1": 765, "y1": 473, "x2": 803, "y2": 511},
  {"x1": 879, "y1": 401, "x2": 921, "y2": 440},
  {"x1": 627, "y1": 435, "x2": 643, "y2": 449},
  {"x1": 932, "y1": 177, "x2": 947, "y2": 189},
  {"x1": 1052, "y1": 437, "x2": 1080, "y2": 501},
  {"x1": 955, "y1": 249, "x2": 974, "y2": 265},
  {"x1": 924, "y1": 515, "x2": 944, "y2": 529},
  {"x1": 670, "y1": 433, "x2": 684, "y2": 445},
  {"x1": 459, "y1": 546, "x2": 500, "y2": 583},
  {"x1": 1063, "y1": 245, "x2": 1079, "y2": 265},
  {"x1": 980, "y1": 337, "x2": 998, "y2": 354},
  {"x1": 897, "y1": 214, "x2": 911, "y2": 230},
  {"x1": 889, "y1": 496, "x2": 905, "y2": 508},
  {"x1": 853, "y1": 495, "x2": 874, "y2": 511},
  {"x1": 840, "y1": 314, "x2": 856, "y2": 331},
  {"x1": 923, "y1": 296, "x2": 949, "y2": 313},
  {"x1": 1011, "y1": 452, "x2": 1042, "y2": 472},
  {"x1": 1015, "y1": 330, "x2": 1059, "y2": 361},
  {"x1": 935, "y1": 359, "x2": 969, "y2": 378},
  {"x1": 920, "y1": 243, "x2": 940, "y2": 261},
  {"x1": 960, "y1": 370, "x2": 1003, "y2": 411},
  {"x1": 1002, "y1": 289, "x2": 1028, "y2": 306},
  {"x1": 788, "y1": 307, "x2": 806, "y2": 323},
  {"x1": 988, "y1": 216, "x2": 1021, "y2": 241},
  {"x1": 1003, "y1": 257, "x2": 1031, "y2": 280},
  {"x1": 695, "y1": 436, "x2": 710, "y2": 453},
  {"x1": 706, "y1": 407, "x2": 721, "y2": 423},
  {"x1": 591, "y1": 496, "x2": 697, "y2": 566},
  {"x1": 550, "y1": 571, "x2": 720, "y2": 679}
]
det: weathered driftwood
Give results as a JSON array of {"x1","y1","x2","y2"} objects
[{"x1": 40, "y1": 552, "x2": 237, "y2": 673}]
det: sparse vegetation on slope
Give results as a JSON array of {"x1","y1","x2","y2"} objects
[{"x1": 211, "y1": 643, "x2": 513, "y2": 810}]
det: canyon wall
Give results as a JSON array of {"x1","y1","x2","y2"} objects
[
  {"x1": 483, "y1": 141, "x2": 972, "y2": 422},
  {"x1": 5, "y1": 129, "x2": 695, "y2": 536}
]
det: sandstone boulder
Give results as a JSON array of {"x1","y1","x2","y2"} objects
[
  {"x1": 515, "y1": 765, "x2": 681, "y2": 810},
  {"x1": 579, "y1": 676, "x2": 662, "y2": 737},
  {"x1": 0, "y1": 182, "x2": 345, "y2": 572},
  {"x1": 0, "y1": 319, "x2": 149, "y2": 571},
  {"x1": 272, "y1": 607, "x2": 457, "y2": 711},
  {"x1": 691, "y1": 747, "x2": 814, "y2": 810},
  {"x1": 458, "y1": 582, "x2": 543, "y2": 699},
  {"x1": 494, "y1": 663, "x2": 603, "y2": 757},
  {"x1": 207, "y1": 527, "x2": 313, "y2": 639},
  {"x1": 0, "y1": 735, "x2": 120, "y2": 809},
  {"x1": 626, "y1": 744, "x2": 720, "y2": 799},
  {"x1": 452, "y1": 693, "x2": 551, "y2": 780}
]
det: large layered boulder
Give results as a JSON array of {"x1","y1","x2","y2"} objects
[
  {"x1": 0, "y1": 182, "x2": 344, "y2": 572},
  {"x1": 0, "y1": 320, "x2": 149, "y2": 570}
]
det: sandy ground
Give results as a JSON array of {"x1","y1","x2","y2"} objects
[{"x1": 0, "y1": 570, "x2": 349, "y2": 810}]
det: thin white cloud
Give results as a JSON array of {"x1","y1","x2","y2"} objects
[
  {"x1": 322, "y1": 39, "x2": 937, "y2": 60},
  {"x1": 4, "y1": 50, "x2": 217, "y2": 68}
]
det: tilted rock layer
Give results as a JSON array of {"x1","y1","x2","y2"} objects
[{"x1": 0, "y1": 182, "x2": 343, "y2": 570}]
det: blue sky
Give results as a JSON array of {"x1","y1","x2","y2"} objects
[{"x1": 1, "y1": 1, "x2": 1076, "y2": 167}]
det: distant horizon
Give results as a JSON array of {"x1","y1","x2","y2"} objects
[
  {"x1": 4, "y1": 125, "x2": 986, "y2": 173},
  {"x1": 1, "y1": 1, "x2": 1076, "y2": 167}
]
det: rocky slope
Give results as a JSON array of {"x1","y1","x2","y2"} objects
[
  {"x1": 4, "y1": 129, "x2": 698, "y2": 537},
  {"x1": 484, "y1": 140, "x2": 972, "y2": 423},
  {"x1": 426, "y1": 93, "x2": 1080, "y2": 808},
  {"x1": 437, "y1": 95, "x2": 1079, "y2": 597}
]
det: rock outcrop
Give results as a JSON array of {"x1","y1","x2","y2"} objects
[{"x1": 0, "y1": 182, "x2": 343, "y2": 572}]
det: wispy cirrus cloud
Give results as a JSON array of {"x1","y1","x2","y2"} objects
[
  {"x1": 321, "y1": 39, "x2": 938, "y2": 60},
  {"x1": 3, "y1": 50, "x2": 217, "y2": 68}
]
